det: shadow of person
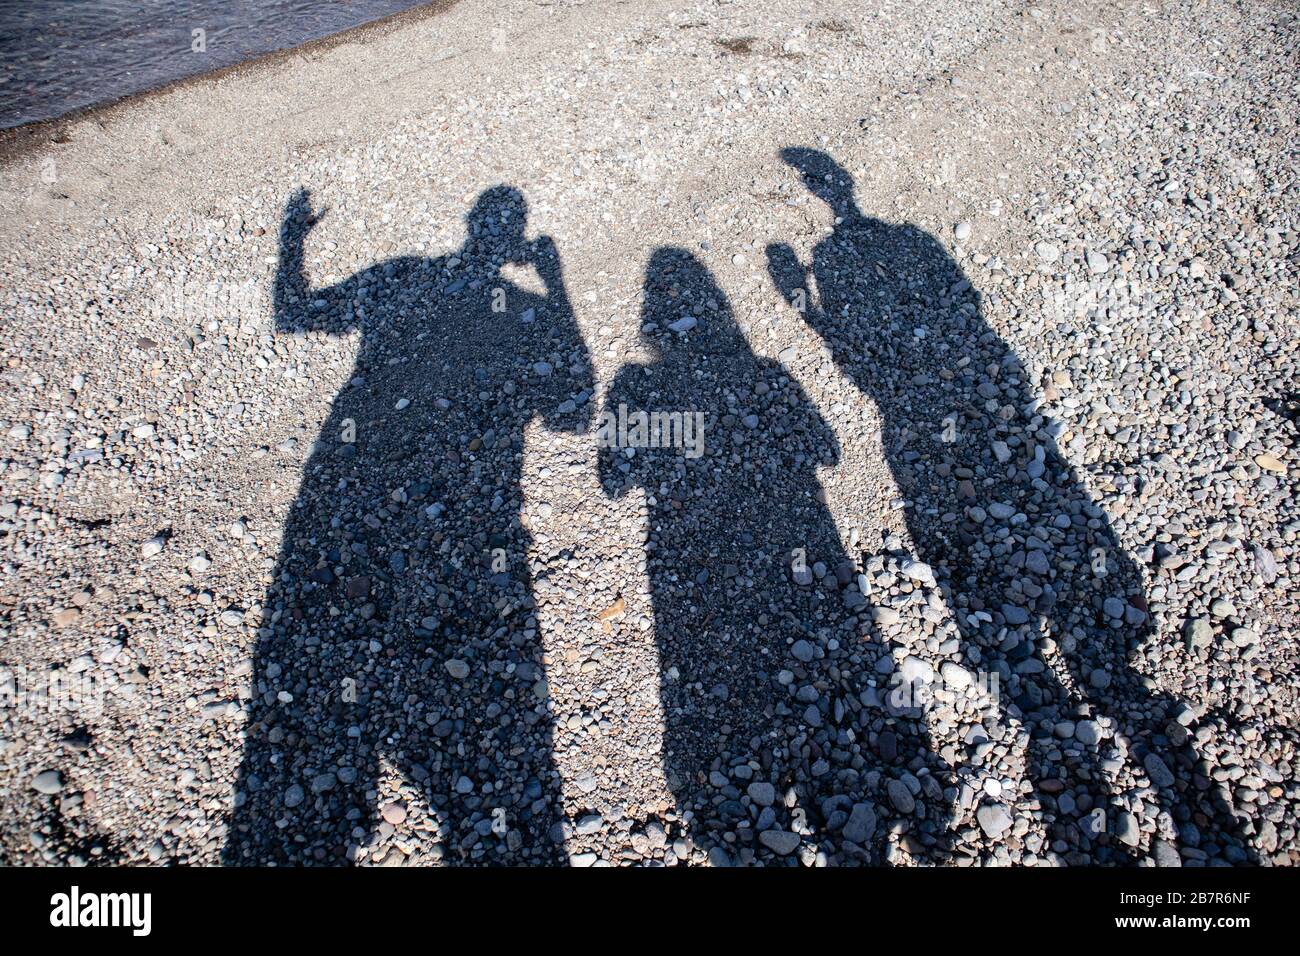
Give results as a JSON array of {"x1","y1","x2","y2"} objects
[
  {"x1": 223, "y1": 185, "x2": 593, "y2": 865},
  {"x1": 599, "y1": 247, "x2": 952, "y2": 865},
  {"x1": 768, "y1": 147, "x2": 1250, "y2": 865}
]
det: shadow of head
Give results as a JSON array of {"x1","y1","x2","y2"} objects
[
  {"x1": 780, "y1": 146, "x2": 857, "y2": 216},
  {"x1": 637, "y1": 246, "x2": 749, "y2": 359},
  {"x1": 466, "y1": 184, "x2": 529, "y2": 258}
]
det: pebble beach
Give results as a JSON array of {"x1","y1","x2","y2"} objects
[{"x1": 0, "y1": 0, "x2": 1296, "y2": 867}]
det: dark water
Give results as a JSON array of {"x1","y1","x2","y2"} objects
[{"x1": 0, "y1": 1, "x2": 429, "y2": 129}]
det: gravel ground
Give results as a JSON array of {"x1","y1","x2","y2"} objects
[{"x1": 0, "y1": 0, "x2": 1296, "y2": 866}]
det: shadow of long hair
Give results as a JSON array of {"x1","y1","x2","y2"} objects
[{"x1": 599, "y1": 247, "x2": 953, "y2": 864}]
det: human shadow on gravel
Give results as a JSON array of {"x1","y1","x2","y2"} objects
[
  {"x1": 768, "y1": 147, "x2": 1250, "y2": 865},
  {"x1": 599, "y1": 248, "x2": 953, "y2": 865},
  {"x1": 224, "y1": 185, "x2": 593, "y2": 865}
]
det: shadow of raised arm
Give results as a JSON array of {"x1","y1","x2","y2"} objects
[
  {"x1": 273, "y1": 187, "x2": 359, "y2": 336},
  {"x1": 527, "y1": 232, "x2": 594, "y2": 434},
  {"x1": 766, "y1": 240, "x2": 842, "y2": 349}
]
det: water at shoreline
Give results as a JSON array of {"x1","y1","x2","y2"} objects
[{"x1": 0, "y1": 0, "x2": 430, "y2": 130}]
